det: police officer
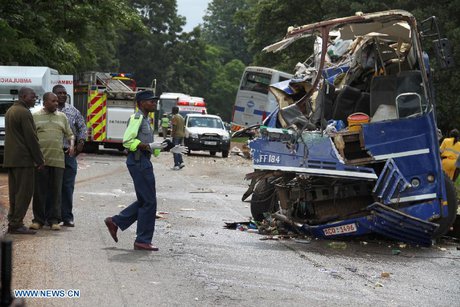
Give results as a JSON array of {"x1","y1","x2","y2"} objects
[{"x1": 104, "y1": 90, "x2": 162, "y2": 251}]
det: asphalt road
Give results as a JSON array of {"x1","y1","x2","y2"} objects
[{"x1": 1, "y1": 149, "x2": 459, "y2": 306}]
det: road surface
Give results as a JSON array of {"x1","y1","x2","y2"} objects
[{"x1": 1, "y1": 149, "x2": 459, "y2": 306}]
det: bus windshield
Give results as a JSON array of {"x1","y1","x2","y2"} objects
[{"x1": 240, "y1": 72, "x2": 272, "y2": 94}]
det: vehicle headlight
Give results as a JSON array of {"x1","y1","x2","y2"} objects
[
  {"x1": 222, "y1": 134, "x2": 230, "y2": 141},
  {"x1": 191, "y1": 133, "x2": 199, "y2": 139}
]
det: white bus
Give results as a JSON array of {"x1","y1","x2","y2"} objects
[{"x1": 231, "y1": 66, "x2": 292, "y2": 132}]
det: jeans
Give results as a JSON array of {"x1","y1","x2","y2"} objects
[
  {"x1": 112, "y1": 151, "x2": 157, "y2": 244},
  {"x1": 34, "y1": 166, "x2": 64, "y2": 225},
  {"x1": 61, "y1": 154, "x2": 78, "y2": 222},
  {"x1": 173, "y1": 137, "x2": 183, "y2": 166}
]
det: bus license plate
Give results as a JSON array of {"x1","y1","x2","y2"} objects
[
  {"x1": 323, "y1": 223, "x2": 357, "y2": 236},
  {"x1": 204, "y1": 141, "x2": 217, "y2": 145}
]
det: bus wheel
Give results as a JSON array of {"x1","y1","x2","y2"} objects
[
  {"x1": 210, "y1": 151, "x2": 216, "y2": 156},
  {"x1": 250, "y1": 179, "x2": 278, "y2": 222},
  {"x1": 432, "y1": 173, "x2": 458, "y2": 238},
  {"x1": 222, "y1": 150, "x2": 229, "y2": 158}
]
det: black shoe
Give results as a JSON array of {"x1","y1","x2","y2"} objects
[
  {"x1": 8, "y1": 226, "x2": 37, "y2": 235},
  {"x1": 62, "y1": 221, "x2": 75, "y2": 227}
]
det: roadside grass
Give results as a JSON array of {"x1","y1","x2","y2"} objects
[{"x1": 231, "y1": 137, "x2": 249, "y2": 143}]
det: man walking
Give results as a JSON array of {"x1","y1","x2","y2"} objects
[
  {"x1": 53, "y1": 85, "x2": 86, "y2": 227},
  {"x1": 104, "y1": 90, "x2": 162, "y2": 251},
  {"x1": 171, "y1": 106, "x2": 185, "y2": 170},
  {"x1": 30, "y1": 92, "x2": 74, "y2": 231},
  {"x1": 4, "y1": 87, "x2": 44, "y2": 234},
  {"x1": 161, "y1": 113, "x2": 170, "y2": 138}
]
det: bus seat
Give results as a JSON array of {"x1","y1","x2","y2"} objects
[
  {"x1": 370, "y1": 74, "x2": 398, "y2": 117},
  {"x1": 332, "y1": 85, "x2": 362, "y2": 122},
  {"x1": 370, "y1": 71, "x2": 425, "y2": 117},
  {"x1": 354, "y1": 92, "x2": 370, "y2": 115}
]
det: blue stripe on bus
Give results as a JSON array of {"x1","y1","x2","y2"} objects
[{"x1": 235, "y1": 106, "x2": 265, "y2": 116}]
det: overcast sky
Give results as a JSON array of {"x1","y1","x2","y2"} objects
[{"x1": 176, "y1": 0, "x2": 211, "y2": 32}]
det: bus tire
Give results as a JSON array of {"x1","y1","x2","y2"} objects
[
  {"x1": 432, "y1": 173, "x2": 458, "y2": 238},
  {"x1": 222, "y1": 150, "x2": 229, "y2": 158},
  {"x1": 250, "y1": 179, "x2": 278, "y2": 222}
]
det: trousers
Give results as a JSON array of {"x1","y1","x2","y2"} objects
[
  {"x1": 173, "y1": 137, "x2": 183, "y2": 166},
  {"x1": 61, "y1": 154, "x2": 78, "y2": 222},
  {"x1": 7, "y1": 167, "x2": 35, "y2": 228},
  {"x1": 112, "y1": 151, "x2": 157, "y2": 244},
  {"x1": 34, "y1": 166, "x2": 64, "y2": 225}
]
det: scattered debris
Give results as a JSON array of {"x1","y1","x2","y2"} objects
[
  {"x1": 294, "y1": 239, "x2": 311, "y2": 244},
  {"x1": 117, "y1": 205, "x2": 126, "y2": 208},
  {"x1": 374, "y1": 282, "x2": 384, "y2": 288},
  {"x1": 327, "y1": 241, "x2": 347, "y2": 249},
  {"x1": 381, "y1": 272, "x2": 390, "y2": 278},
  {"x1": 189, "y1": 188, "x2": 215, "y2": 193},
  {"x1": 392, "y1": 249, "x2": 401, "y2": 255},
  {"x1": 345, "y1": 267, "x2": 357, "y2": 273},
  {"x1": 180, "y1": 208, "x2": 196, "y2": 211}
]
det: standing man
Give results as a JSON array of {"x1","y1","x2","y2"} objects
[
  {"x1": 171, "y1": 106, "x2": 185, "y2": 170},
  {"x1": 104, "y1": 90, "x2": 162, "y2": 251},
  {"x1": 4, "y1": 87, "x2": 45, "y2": 234},
  {"x1": 30, "y1": 92, "x2": 74, "y2": 231},
  {"x1": 161, "y1": 113, "x2": 170, "y2": 138},
  {"x1": 53, "y1": 84, "x2": 86, "y2": 227}
]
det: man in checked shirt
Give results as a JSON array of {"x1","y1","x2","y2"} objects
[{"x1": 53, "y1": 85, "x2": 87, "y2": 227}]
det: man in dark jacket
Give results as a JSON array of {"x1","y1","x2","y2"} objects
[{"x1": 4, "y1": 87, "x2": 45, "y2": 234}]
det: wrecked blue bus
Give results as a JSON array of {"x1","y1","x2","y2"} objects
[{"x1": 244, "y1": 10, "x2": 456, "y2": 246}]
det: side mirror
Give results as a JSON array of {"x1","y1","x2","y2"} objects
[{"x1": 396, "y1": 92, "x2": 422, "y2": 118}]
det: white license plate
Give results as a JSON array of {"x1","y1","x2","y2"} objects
[
  {"x1": 204, "y1": 141, "x2": 217, "y2": 145},
  {"x1": 323, "y1": 223, "x2": 357, "y2": 236}
]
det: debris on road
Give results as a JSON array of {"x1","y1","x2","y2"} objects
[
  {"x1": 392, "y1": 249, "x2": 402, "y2": 255},
  {"x1": 180, "y1": 208, "x2": 196, "y2": 211},
  {"x1": 381, "y1": 272, "x2": 390, "y2": 278},
  {"x1": 327, "y1": 242, "x2": 347, "y2": 250}
]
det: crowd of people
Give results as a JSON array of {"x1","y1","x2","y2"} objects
[{"x1": 4, "y1": 85, "x2": 85, "y2": 235}]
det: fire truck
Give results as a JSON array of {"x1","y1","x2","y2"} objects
[{"x1": 74, "y1": 72, "x2": 149, "y2": 152}]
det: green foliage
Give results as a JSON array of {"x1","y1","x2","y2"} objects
[
  {"x1": 1, "y1": 0, "x2": 458, "y2": 126},
  {"x1": 0, "y1": 0, "x2": 144, "y2": 72}
]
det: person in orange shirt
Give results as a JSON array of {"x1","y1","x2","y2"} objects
[{"x1": 440, "y1": 129, "x2": 460, "y2": 180}]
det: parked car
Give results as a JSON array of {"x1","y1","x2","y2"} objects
[{"x1": 184, "y1": 114, "x2": 231, "y2": 158}]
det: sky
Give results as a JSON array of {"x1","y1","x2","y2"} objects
[{"x1": 176, "y1": 0, "x2": 211, "y2": 32}]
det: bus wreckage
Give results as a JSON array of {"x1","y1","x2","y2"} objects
[{"x1": 244, "y1": 10, "x2": 457, "y2": 246}]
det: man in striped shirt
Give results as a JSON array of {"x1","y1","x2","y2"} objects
[
  {"x1": 30, "y1": 92, "x2": 74, "y2": 231},
  {"x1": 53, "y1": 85, "x2": 86, "y2": 227}
]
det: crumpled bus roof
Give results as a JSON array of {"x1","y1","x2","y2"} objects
[{"x1": 263, "y1": 10, "x2": 416, "y2": 53}]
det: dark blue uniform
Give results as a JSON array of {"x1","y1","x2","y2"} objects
[{"x1": 112, "y1": 112, "x2": 157, "y2": 244}]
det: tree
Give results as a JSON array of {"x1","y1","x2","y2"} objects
[
  {"x1": 0, "y1": 0, "x2": 143, "y2": 73},
  {"x1": 202, "y1": 0, "x2": 252, "y2": 65}
]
